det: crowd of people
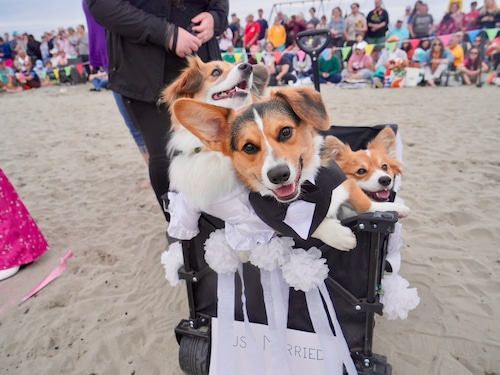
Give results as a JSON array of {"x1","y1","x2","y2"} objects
[
  {"x1": 220, "y1": 0, "x2": 500, "y2": 87},
  {"x1": 2, "y1": 0, "x2": 500, "y2": 92},
  {"x1": 0, "y1": 27, "x2": 93, "y2": 92}
]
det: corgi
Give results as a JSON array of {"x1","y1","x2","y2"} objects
[
  {"x1": 162, "y1": 56, "x2": 269, "y2": 208},
  {"x1": 171, "y1": 87, "x2": 410, "y2": 251},
  {"x1": 323, "y1": 127, "x2": 402, "y2": 203}
]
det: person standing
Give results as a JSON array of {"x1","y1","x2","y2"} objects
[
  {"x1": 256, "y1": 8, "x2": 269, "y2": 51},
  {"x1": 344, "y1": 3, "x2": 367, "y2": 46},
  {"x1": 76, "y1": 24, "x2": 90, "y2": 76},
  {"x1": 244, "y1": 13, "x2": 261, "y2": 51},
  {"x1": 462, "y1": 1, "x2": 480, "y2": 30},
  {"x1": 365, "y1": 0, "x2": 389, "y2": 62},
  {"x1": 87, "y1": 0, "x2": 229, "y2": 223},
  {"x1": 409, "y1": 3, "x2": 434, "y2": 39}
]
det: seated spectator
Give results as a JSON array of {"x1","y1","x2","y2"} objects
[
  {"x1": 293, "y1": 48, "x2": 313, "y2": 78},
  {"x1": 88, "y1": 69, "x2": 108, "y2": 91},
  {"x1": 486, "y1": 34, "x2": 500, "y2": 71},
  {"x1": 218, "y1": 27, "x2": 233, "y2": 53},
  {"x1": 14, "y1": 61, "x2": 41, "y2": 89},
  {"x1": 422, "y1": 38, "x2": 454, "y2": 86},
  {"x1": 412, "y1": 38, "x2": 431, "y2": 67},
  {"x1": 341, "y1": 41, "x2": 375, "y2": 82},
  {"x1": 436, "y1": 12, "x2": 460, "y2": 36},
  {"x1": 268, "y1": 53, "x2": 297, "y2": 86},
  {"x1": 268, "y1": 16, "x2": 287, "y2": 51},
  {"x1": 372, "y1": 36, "x2": 409, "y2": 87},
  {"x1": 458, "y1": 47, "x2": 489, "y2": 85},
  {"x1": 247, "y1": 44, "x2": 260, "y2": 65},
  {"x1": 317, "y1": 15, "x2": 328, "y2": 30},
  {"x1": 314, "y1": 47, "x2": 342, "y2": 84},
  {"x1": 0, "y1": 57, "x2": 21, "y2": 92},
  {"x1": 328, "y1": 7, "x2": 345, "y2": 47},
  {"x1": 447, "y1": 33, "x2": 465, "y2": 69},
  {"x1": 50, "y1": 48, "x2": 68, "y2": 67},
  {"x1": 44, "y1": 60, "x2": 59, "y2": 85},
  {"x1": 401, "y1": 39, "x2": 415, "y2": 62},
  {"x1": 33, "y1": 59, "x2": 52, "y2": 86},
  {"x1": 262, "y1": 42, "x2": 276, "y2": 66},
  {"x1": 223, "y1": 45, "x2": 237, "y2": 64}
]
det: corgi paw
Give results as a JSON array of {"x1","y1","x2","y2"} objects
[
  {"x1": 394, "y1": 204, "x2": 411, "y2": 218},
  {"x1": 312, "y1": 219, "x2": 357, "y2": 251}
]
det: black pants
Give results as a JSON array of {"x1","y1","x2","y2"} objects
[{"x1": 123, "y1": 97, "x2": 171, "y2": 222}]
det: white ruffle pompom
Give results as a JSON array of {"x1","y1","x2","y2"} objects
[
  {"x1": 161, "y1": 242, "x2": 185, "y2": 287},
  {"x1": 204, "y1": 229, "x2": 241, "y2": 274},
  {"x1": 281, "y1": 247, "x2": 329, "y2": 292},
  {"x1": 249, "y1": 236, "x2": 294, "y2": 271},
  {"x1": 380, "y1": 273, "x2": 420, "y2": 320}
]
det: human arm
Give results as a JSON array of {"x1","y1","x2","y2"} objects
[{"x1": 86, "y1": 0, "x2": 203, "y2": 58}]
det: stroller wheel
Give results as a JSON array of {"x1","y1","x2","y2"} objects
[{"x1": 178, "y1": 335, "x2": 210, "y2": 375}]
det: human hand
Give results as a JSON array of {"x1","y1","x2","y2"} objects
[
  {"x1": 173, "y1": 27, "x2": 203, "y2": 58},
  {"x1": 191, "y1": 12, "x2": 215, "y2": 44}
]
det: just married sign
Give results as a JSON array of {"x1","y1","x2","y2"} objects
[{"x1": 210, "y1": 318, "x2": 331, "y2": 375}]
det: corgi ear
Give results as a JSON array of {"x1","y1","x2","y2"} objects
[
  {"x1": 369, "y1": 127, "x2": 397, "y2": 157},
  {"x1": 161, "y1": 56, "x2": 204, "y2": 105},
  {"x1": 251, "y1": 64, "x2": 270, "y2": 98},
  {"x1": 323, "y1": 135, "x2": 351, "y2": 162},
  {"x1": 271, "y1": 87, "x2": 330, "y2": 131},
  {"x1": 171, "y1": 98, "x2": 232, "y2": 154}
]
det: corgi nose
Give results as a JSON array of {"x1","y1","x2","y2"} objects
[
  {"x1": 268, "y1": 165, "x2": 290, "y2": 185},
  {"x1": 379, "y1": 176, "x2": 392, "y2": 187},
  {"x1": 238, "y1": 63, "x2": 252, "y2": 72}
]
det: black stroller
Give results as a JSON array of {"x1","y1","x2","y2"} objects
[
  {"x1": 167, "y1": 30, "x2": 404, "y2": 375},
  {"x1": 167, "y1": 125, "x2": 403, "y2": 375}
]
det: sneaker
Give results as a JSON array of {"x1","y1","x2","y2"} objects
[{"x1": 373, "y1": 77, "x2": 383, "y2": 88}]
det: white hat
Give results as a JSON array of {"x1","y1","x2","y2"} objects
[
  {"x1": 50, "y1": 47, "x2": 59, "y2": 54},
  {"x1": 355, "y1": 41, "x2": 367, "y2": 50}
]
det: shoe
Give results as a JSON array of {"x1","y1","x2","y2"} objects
[
  {"x1": 373, "y1": 77, "x2": 383, "y2": 88},
  {"x1": 0, "y1": 266, "x2": 20, "y2": 281},
  {"x1": 89, "y1": 88, "x2": 100, "y2": 92}
]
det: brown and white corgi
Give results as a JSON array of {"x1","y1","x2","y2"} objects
[
  {"x1": 323, "y1": 127, "x2": 402, "y2": 202},
  {"x1": 161, "y1": 56, "x2": 269, "y2": 208},
  {"x1": 171, "y1": 87, "x2": 410, "y2": 251}
]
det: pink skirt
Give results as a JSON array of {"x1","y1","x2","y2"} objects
[{"x1": 0, "y1": 169, "x2": 49, "y2": 270}]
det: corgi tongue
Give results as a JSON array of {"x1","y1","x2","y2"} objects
[
  {"x1": 275, "y1": 183, "x2": 296, "y2": 199},
  {"x1": 374, "y1": 190, "x2": 391, "y2": 200}
]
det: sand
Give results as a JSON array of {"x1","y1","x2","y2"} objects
[{"x1": 0, "y1": 83, "x2": 499, "y2": 375}]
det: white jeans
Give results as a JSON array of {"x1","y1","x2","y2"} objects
[{"x1": 424, "y1": 63, "x2": 448, "y2": 81}]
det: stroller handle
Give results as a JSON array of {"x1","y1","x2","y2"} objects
[{"x1": 296, "y1": 29, "x2": 332, "y2": 92}]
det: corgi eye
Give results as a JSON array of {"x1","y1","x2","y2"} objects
[
  {"x1": 357, "y1": 168, "x2": 367, "y2": 175},
  {"x1": 381, "y1": 164, "x2": 388, "y2": 171},
  {"x1": 243, "y1": 143, "x2": 259, "y2": 154},
  {"x1": 278, "y1": 126, "x2": 293, "y2": 141},
  {"x1": 211, "y1": 68, "x2": 222, "y2": 77}
]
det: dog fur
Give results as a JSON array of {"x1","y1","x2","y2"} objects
[
  {"x1": 323, "y1": 127, "x2": 402, "y2": 203},
  {"x1": 161, "y1": 56, "x2": 269, "y2": 208},
  {"x1": 171, "y1": 87, "x2": 410, "y2": 251}
]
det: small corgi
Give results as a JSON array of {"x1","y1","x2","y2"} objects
[
  {"x1": 171, "y1": 87, "x2": 410, "y2": 251},
  {"x1": 162, "y1": 56, "x2": 269, "y2": 208},
  {"x1": 322, "y1": 127, "x2": 402, "y2": 202}
]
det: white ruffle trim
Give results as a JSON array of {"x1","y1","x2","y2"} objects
[
  {"x1": 380, "y1": 273, "x2": 420, "y2": 320},
  {"x1": 249, "y1": 236, "x2": 295, "y2": 271},
  {"x1": 204, "y1": 229, "x2": 241, "y2": 274},
  {"x1": 161, "y1": 242, "x2": 185, "y2": 287},
  {"x1": 281, "y1": 247, "x2": 329, "y2": 292}
]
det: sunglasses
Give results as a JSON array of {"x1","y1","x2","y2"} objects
[{"x1": 470, "y1": 51, "x2": 478, "y2": 54}]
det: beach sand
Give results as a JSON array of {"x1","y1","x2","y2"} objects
[{"x1": 0, "y1": 83, "x2": 499, "y2": 375}]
